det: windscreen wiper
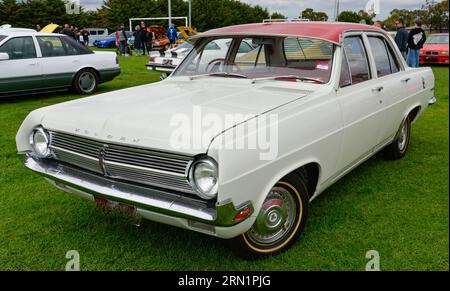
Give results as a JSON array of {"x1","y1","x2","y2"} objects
[
  {"x1": 189, "y1": 72, "x2": 248, "y2": 80},
  {"x1": 251, "y1": 75, "x2": 325, "y2": 84}
]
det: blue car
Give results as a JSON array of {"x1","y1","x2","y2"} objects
[{"x1": 94, "y1": 32, "x2": 134, "y2": 48}]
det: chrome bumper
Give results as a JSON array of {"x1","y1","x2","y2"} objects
[{"x1": 20, "y1": 154, "x2": 253, "y2": 227}]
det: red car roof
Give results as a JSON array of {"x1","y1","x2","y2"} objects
[{"x1": 194, "y1": 22, "x2": 384, "y2": 44}]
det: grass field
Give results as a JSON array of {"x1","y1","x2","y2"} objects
[{"x1": 0, "y1": 54, "x2": 448, "y2": 271}]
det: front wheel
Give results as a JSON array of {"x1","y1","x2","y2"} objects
[
  {"x1": 72, "y1": 69, "x2": 98, "y2": 95},
  {"x1": 382, "y1": 117, "x2": 411, "y2": 160},
  {"x1": 227, "y1": 173, "x2": 309, "y2": 259}
]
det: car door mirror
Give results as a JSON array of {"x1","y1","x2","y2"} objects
[{"x1": 0, "y1": 52, "x2": 9, "y2": 61}]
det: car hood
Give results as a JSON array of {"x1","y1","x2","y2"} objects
[
  {"x1": 423, "y1": 43, "x2": 449, "y2": 51},
  {"x1": 40, "y1": 78, "x2": 308, "y2": 155}
]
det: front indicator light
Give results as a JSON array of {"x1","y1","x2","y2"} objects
[{"x1": 234, "y1": 207, "x2": 252, "y2": 223}]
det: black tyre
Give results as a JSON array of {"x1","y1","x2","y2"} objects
[
  {"x1": 227, "y1": 173, "x2": 309, "y2": 259},
  {"x1": 382, "y1": 117, "x2": 411, "y2": 160},
  {"x1": 72, "y1": 69, "x2": 98, "y2": 95}
]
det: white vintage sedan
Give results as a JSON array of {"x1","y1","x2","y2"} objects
[
  {"x1": 0, "y1": 26, "x2": 120, "y2": 97},
  {"x1": 16, "y1": 22, "x2": 435, "y2": 258}
]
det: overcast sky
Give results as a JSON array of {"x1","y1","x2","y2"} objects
[{"x1": 79, "y1": 0, "x2": 440, "y2": 20}]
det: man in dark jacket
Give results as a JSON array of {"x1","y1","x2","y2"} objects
[
  {"x1": 62, "y1": 24, "x2": 74, "y2": 38},
  {"x1": 394, "y1": 18, "x2": 409, "y2": 60},
  {"x1": 407, "y1": 20, "x2": 426, "y2": 68}
]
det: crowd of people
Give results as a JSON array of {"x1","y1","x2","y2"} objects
[{"x1": 61, "y1": 24, "x2": 91, "y2": 47}]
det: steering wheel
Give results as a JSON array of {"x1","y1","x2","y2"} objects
[{"x1": 206, "y1": 58, "x2": 242, "y2": 73}]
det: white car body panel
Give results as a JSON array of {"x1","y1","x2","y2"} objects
[{"x1": 16, "y1": 27, "x2": 435, "y2": 239}]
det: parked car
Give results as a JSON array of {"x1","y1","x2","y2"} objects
[
  {"x1": 420, "y1": 33, "x2": 449, "y2": 65},
  {"x1": 146, "y1": 41, "x2": 194, "y2": 78},
  {"x1": 146, "y1": 39, "x2": 253, "y2": 78},
  {"x1": 85, "y1": 28, "x2": 109, "y2": 46},
  {"x1": 149, "y1": 25, "x2": 170, "y2": 51},
  {"x1": 0, "y1": 27, "x2": 120, "y2": 96},
  {"x1": 93, "y1": 31, "x2": 134, "y2": 49},
  {"x1": 17, "y1": 22, "x2": 435, "y2": 258}
]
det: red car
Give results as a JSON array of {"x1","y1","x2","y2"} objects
[{"x1": 420, "y1": 33, "x2": 449, "y2": 65}]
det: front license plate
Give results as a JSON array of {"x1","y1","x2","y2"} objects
[{"x1": 94, "y1": 197, "x2": 140, "y2": 224}]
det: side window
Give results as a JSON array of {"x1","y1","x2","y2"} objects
[
  {"x1": 339, "y1": 50, "x2": 352, "y2": 87},
  {"x1": 90, "y1": 30, "x2": 97, "y2": 36},
  {"x1": 343, "y1": 36, "x2": 370, "y2": 84},
  {"x1": 368, "y1": 37, "x2": 392, "y2": 77},
  {"x1": 37, "y1": 36, "x2": 66, "y2": 57},
  {"x1": 204, "y1": 41, "x2": 220, "y2": 50},
  {"x1": 237, "y1": 40, "x2": 253, "y2": 53},
  {"x1": 0, "y1": 36, "x2": 37, "y2": 59},
  {"x1": 61, "y1": 36, "x2": 79, "y2": 55},
  {"x1": 386, "y1": 41, "x2": 400, "y2": 73}
]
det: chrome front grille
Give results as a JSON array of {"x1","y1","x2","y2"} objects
[{"x1": 49, "y1": 131, "x2": 195, "y2": 194}]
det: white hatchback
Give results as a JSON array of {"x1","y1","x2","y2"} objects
[{"x1": 0, "y1": 26, "x2": 120, "y2": 97}]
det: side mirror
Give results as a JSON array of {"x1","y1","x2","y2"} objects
[{"x1": 0, "y1": 52, "x2": 9, "y2": 61}]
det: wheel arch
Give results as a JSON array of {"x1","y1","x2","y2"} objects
[
  {"x1": 407, "y1": 105, "x2": 422, "y2": 124},
  {"x1": 72, "y1": 66, "x2": 100, "y2": 85}
]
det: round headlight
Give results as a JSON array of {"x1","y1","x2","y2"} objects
[
  {"x1": 189, "y1": 157, "x2": 218, "y2": 200},
  {"x1": 29, "y1": 127, "x2": 51, "y2": 158}
]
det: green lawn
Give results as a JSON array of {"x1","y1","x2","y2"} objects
[{"x1": 0, "y1": 54, "x2": 448, "y2": 271}]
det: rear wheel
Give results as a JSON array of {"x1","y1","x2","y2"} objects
[
  {"x1": 382, "y1": 117, "x2": 411, "y2": 160},
  {"x1": 72, "y1": 69, "x2": 98, "y2": 95},
  {"x1": 227, "y1": 173, "x2": 309, "y2": 259}
]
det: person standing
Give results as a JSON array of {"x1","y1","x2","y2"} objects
[
  {"x1": 116, "y1": 25, "x2": 128, "y2": 56},
  {"x1": 81, "y1": 27, "x2": 90, "y2": 47},
  {"x1": 140, "y1": 21, "x2": 147, "y2": 55},
  {"x1": 407, "y1": 20, "x2": 426, "y2": 68},
  {"x1": 73, "y1": 27, "x2": 80, "y2": 42},
  {"x1": 394, "y1": 18, "x2": 409, "y2": 60},
  {"x1": 62, "y1": 24, "x2": 74, "y2": 38},
  {"x1": 133, "y1": 25, "x2": 143, "y2": 55},
  {"x1": 144, "y1": 27, "x2": 154, "y2": 54},
  {"x1": 166, "y1": 24, "x2": 178, "y2": 49}
]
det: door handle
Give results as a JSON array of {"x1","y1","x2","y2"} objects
[
  {"x1": 401, "y1": 78, "x2": 411, "y2": 83},
  {"x1": 28, "y1": 62, "x2": 38, "y2": 66},
  {"x1": 372, "y1": 86, "x2": 384, "y2": 92}
]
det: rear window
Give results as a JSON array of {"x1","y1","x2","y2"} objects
[{"x1": 0, "y1": 35, "x2": 6, "y2": 42}]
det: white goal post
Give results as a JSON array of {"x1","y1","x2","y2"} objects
[{"x1": 129, "y1": 17, "x2": 189, "y2": 32}]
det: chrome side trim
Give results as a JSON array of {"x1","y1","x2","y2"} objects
[{"x1": 20, "y1": 154, "x2": 253, "y2": 226}]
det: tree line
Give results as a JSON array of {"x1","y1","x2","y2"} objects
[{"x1": 0, "y1": 0, "x2": 448, "y2": 32}]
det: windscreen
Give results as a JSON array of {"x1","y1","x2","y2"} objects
[{"x1": 174, "y1": 36, "x2": 335, "y2": 84}]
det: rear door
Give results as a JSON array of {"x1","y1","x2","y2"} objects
[
  {"x1": 36, "y1": 35, "x2": 80, "y2": 88},
  {"x1": 365, "y1": 33, "x2": 405, "y2": 145},
  {"x1": 0, "y1": 36, "x2": 42, "y2": 95},
  {"x1": 335, "y1": 34, "x2": 385, "y2": 171}
]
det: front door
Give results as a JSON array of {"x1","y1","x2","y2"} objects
[{"x1": 0, "y1": 36, "x2": 42, "y2": 95}]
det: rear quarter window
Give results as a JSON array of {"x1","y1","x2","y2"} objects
[{"x1": 0, "y1": 35, "x2": 6, "y2": 42}]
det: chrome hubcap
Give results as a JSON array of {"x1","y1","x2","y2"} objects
[
  {"x1": 79, "y1": 72, "x2": 96, "y2": 92},
  {"x1": 247, "y1": 186, "x2": 296, "y2": 246},
  {"x1": 398, "y1": 121, "x2": 408, "y2": 151}
]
